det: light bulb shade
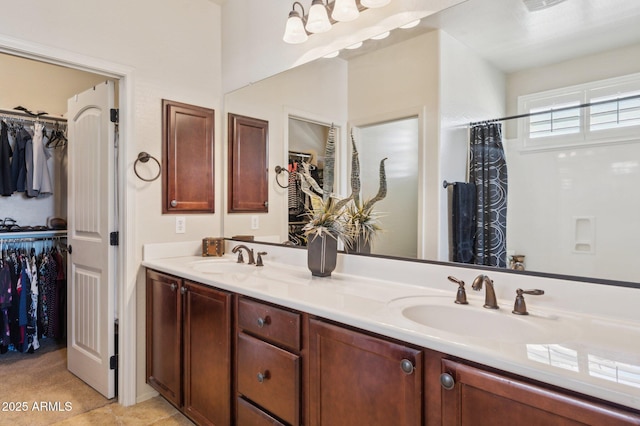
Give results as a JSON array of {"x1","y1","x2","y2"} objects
[
  {"x1": 360, "y1": 0, "x2": 391, "y2": 7},
  {"x1": 332, "y1": 0, "x2": 359, "y2": 22},
  {"x1": 306, "y1": 0, "x2": 332, "y2": 33},
  {"x1": 283, "y1": 11, "x2": 308, "y2": 44}
]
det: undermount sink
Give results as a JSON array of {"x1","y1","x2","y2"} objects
[
  {"x1": 188, "y1": 258, "x2": 250, "y2": 274},
  {"x1": 389, "y1": 296, "x2": 577, "y2": 344}
]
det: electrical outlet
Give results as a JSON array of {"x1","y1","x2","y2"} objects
[
  {"x1": 251, "y1": 215, "x2": 259, "y2": 230},
  {"x1": 175, "y1": 216, "x2": 186, "y2": 234}
]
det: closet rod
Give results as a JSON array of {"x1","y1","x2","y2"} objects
[
  {"x1": 469, "y1": 93, "x2": 640, "y2": 127},
  {"x1": 0, "y1": 108, "x2": 67, "y2": 124}
]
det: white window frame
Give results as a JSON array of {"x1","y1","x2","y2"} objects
[{"x1": 518, "y1": 73, "x2": 640, "y2": 151}]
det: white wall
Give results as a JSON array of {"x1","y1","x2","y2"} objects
[
  {"x1": 504, "y1": 43, "x2": 640, "y2": 283},
  {"x1": 223, "y1": 58, "x2": 349, "y2": 242},
  {"x1": 0, "y1": 0, "x2": 222, "y2": 403},
  {"x1": 438, "y1": 31, "x2": 507, "y2": 261}
]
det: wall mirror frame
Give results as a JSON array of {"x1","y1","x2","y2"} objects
[{"x1": 222, "y1": 0, "x2": 640, "y2": 288}]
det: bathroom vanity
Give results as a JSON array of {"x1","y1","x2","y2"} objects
[{"x1": 143, "y1": 241, "x2": 640, "y2": 425}]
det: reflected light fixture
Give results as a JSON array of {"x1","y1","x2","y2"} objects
[
  {"x1": 283, "y1": 0, "x2": 392, "y2": 44},
  {"x1": 399, "y1": 19, "x2": 421, "y2": 29},
  {"x1": 345, "y1": 41, "x2": 363, "y2": 49},
  {"x1": 283, "y1": 2, "x2": 309, "y2": 44},
  {"x1": 370, "y1": 31, "x2": 390, "y2": 40}
]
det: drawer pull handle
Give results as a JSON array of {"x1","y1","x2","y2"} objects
[
  {"x1": 400, "y1": 359, "x2": 415, "y2": 375},
  {"x1": 257, "y1": 370, "x2": 270, "y2": 383},
  {"x1": 440, "y1": 372, "x2": 456, "y2": 390},
  {"x1": 257, "y1": 316, "x2": 270, "y2": 328}
]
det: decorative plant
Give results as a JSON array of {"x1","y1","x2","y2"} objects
[
  {"x1": 298, "y1": 125, "x2": 354, "y2": 244},
  {"x1": 343, "y1": 132, "x2": 387, "y2": 250}
]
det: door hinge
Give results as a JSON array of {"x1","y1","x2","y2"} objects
[
  {"x1": 110, "y1": 108, "x2": 119, "y2": 124},
  {"x1": 110, "y1": 231, "x2": 119, "y2": 246},
  {"x1": 110, "y1": 355, "x2": 118, "y2": 370}
]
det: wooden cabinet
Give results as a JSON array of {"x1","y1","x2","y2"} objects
[
  {"x1": 439, "y1": 358, "x2": 640, "y2": 426},
  {"x1": 146, "y1": 268, "x2": 640, "y2": 426},
  {"x1": 308, "y1": 319, "x2": 424, "y2": 426},
  {"x1": 227, "y1": 113, "x2": 269, "y2": 213},
  {"x1": 236, "y1": 297, "x2": 302, "y2": 425},
  {"x1": 146, "y1": 270, "x2": 231, "y2": 425},
  {"x1": 162, "y1": 99, "x2": 215, "y2": 213}
]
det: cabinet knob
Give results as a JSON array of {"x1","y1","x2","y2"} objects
[
  {"x1": 440, "y1": 372, "x2": 456, "y2": 390},
  {"x1": 257, "y1": 370, "x2": 270, "y2": 383},
  {"x1": 257, "y1": 316, "x2": 270, "y2": 328},
  {"x1": 400, "y1": 359, "x2": 415, "y2": 375},
  {"x1": 170, "y1": 199, "x2": 178, "y2": 207},
  {"x1": 170, "y1": 283, "x2": 177, "y2": 291},
  {"x1": 180, "y1": 286, "x2": 187, "y2": 295},
  {"x1": 264, "y1": 201, "x2": 269, "y2": 207}
]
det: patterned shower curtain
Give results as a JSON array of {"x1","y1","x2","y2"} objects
[{"x1": 469, "y1": 123, "x2": 508, "y2": 267}]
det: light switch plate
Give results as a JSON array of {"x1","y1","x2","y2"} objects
[
  {"x1": 176, "y1": 216, "x2": 186, "y2": 234},
  {"x1": 251, "y1": 215, "x2": 259, "y2": 230}
]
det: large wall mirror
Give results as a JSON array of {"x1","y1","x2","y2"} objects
[{"x1": 223, "y1": 0, "x2": 640, "y2": 286}]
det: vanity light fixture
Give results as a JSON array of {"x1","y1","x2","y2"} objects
[
  {"x1": 283, "y1": 0, "x2": 392, "y2": 44},
  {"x1": 283, "y1": 2, "x2": 309, "y2": 44},
  {"x1": 361, "y1": 0, "x2": 391, "y2": 7},
  {"x1": 307, "y1": 0, "x2": 332, "y2": 33},
  {"x1": 332, "y1": 0, "x2": 360, "y2": 22}
]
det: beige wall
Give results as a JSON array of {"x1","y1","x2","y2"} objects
[{"x1": 223, "y1": 58, "x2": 349, "y2": 242}]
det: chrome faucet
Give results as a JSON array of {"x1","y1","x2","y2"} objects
[
  {"x1": 232, "y1": 245, "x2": 255, "y2": 264},
  {"x1": 472, "y1": 274, "x2": 499, "y2": 309}
]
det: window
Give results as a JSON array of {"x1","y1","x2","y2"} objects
[{"x1": 518, "y1": 73, "x2": 640, "y2": 150}]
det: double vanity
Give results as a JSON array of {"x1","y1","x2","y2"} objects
[{"x1": 142, "y1": 240, "x2": 640, "y2": 425}]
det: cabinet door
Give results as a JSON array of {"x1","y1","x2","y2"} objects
[
  {"x1": 162, "y1": 99, "x2": 215, "y2": 213},
  {"x1": 441, "y1": 359, "x2": 640, "y2": 426},
  {"x1": 146, "y1": 270, "x2": 182, "y2": 407},
  {"x1": 183, "y1": 281, "x2": 232, "y2": 426},
  {"x1": 227, "y1": 113, "x2": 269, "y2": 213},
  {"x1": 308, "y1": 319, "x2": 423, "y2": 426}
]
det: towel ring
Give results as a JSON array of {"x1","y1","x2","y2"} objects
[
  {"x1": 134, "y1": 152, "x2": 162, "y2": 182},
  {"x1": 274, "y1": 165, "x2": 290, "y2": 189}
]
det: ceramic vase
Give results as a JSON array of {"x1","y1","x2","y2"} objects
[
  {"x1": 307, "y1": 233, "x2": 338, "y2": 277},
  {"x1": 345, "y1": 234, "x2": 371, "y2": 254}
]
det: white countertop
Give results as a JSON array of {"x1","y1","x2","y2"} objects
[{"x1": 142, "y1": 241, "x2": 640, "y2": 412}]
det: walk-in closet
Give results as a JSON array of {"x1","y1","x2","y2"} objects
[{"x1": 0, "y1": 52, "x2": 116, "y2": 405}]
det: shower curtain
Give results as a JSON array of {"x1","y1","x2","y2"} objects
[{"x1": 469, "y1": 122, "x2": 508, "y2": 268}]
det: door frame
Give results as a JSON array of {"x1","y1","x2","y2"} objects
[{"x1": 0, "y1": 34, "x2": 137, "y2": 406}]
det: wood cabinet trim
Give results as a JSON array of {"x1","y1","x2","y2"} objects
[
  {"x1": 227, "y1": 113, "x2": 269, "y2": 213},
  {"x1": 162, "y1": 99, "x2": 215, "y2": 214}
]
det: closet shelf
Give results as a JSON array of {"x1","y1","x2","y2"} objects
[{"x1": 0, "y1": 229, "x2": 67, "y2": 239}]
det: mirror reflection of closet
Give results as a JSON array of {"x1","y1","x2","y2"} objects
[{"x1": 287, "y1": 117, "x2": 330, "y2": 246}]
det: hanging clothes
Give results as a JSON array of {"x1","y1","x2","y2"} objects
[
  {"x1": 31, "y1": 122, "x2": 54, "y2": 197},
  {"x1": 0, "y1": 237, "x2": 67, "y2": 354},
  {"x1": 11, "y1": 127, "x2": 29, "y2": 193},
  {"x1": 0, "y1": 121, "x2": 12, "y2": 196}
]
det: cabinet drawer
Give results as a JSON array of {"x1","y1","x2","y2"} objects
[
  {"x1": 237, "y1": 397, "x2": 287, "y2": 426},
  {"x1": 238, "y1": 297, "x2": 301, "y2": 351},
  {"x1": 237, "y1": 333, "x2": 300, "y2": 425}
]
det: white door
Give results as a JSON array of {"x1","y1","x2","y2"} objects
[{"x1": 67, "y1": 81, "x2": 116, "y2": 399}]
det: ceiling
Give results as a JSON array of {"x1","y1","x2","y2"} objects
[
  {"x1": 421, "y1": 0, "x2": 640, "y2": 73},
  {"x1": 335, "y1": 0, "x2": 640, "y2": 73}
]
